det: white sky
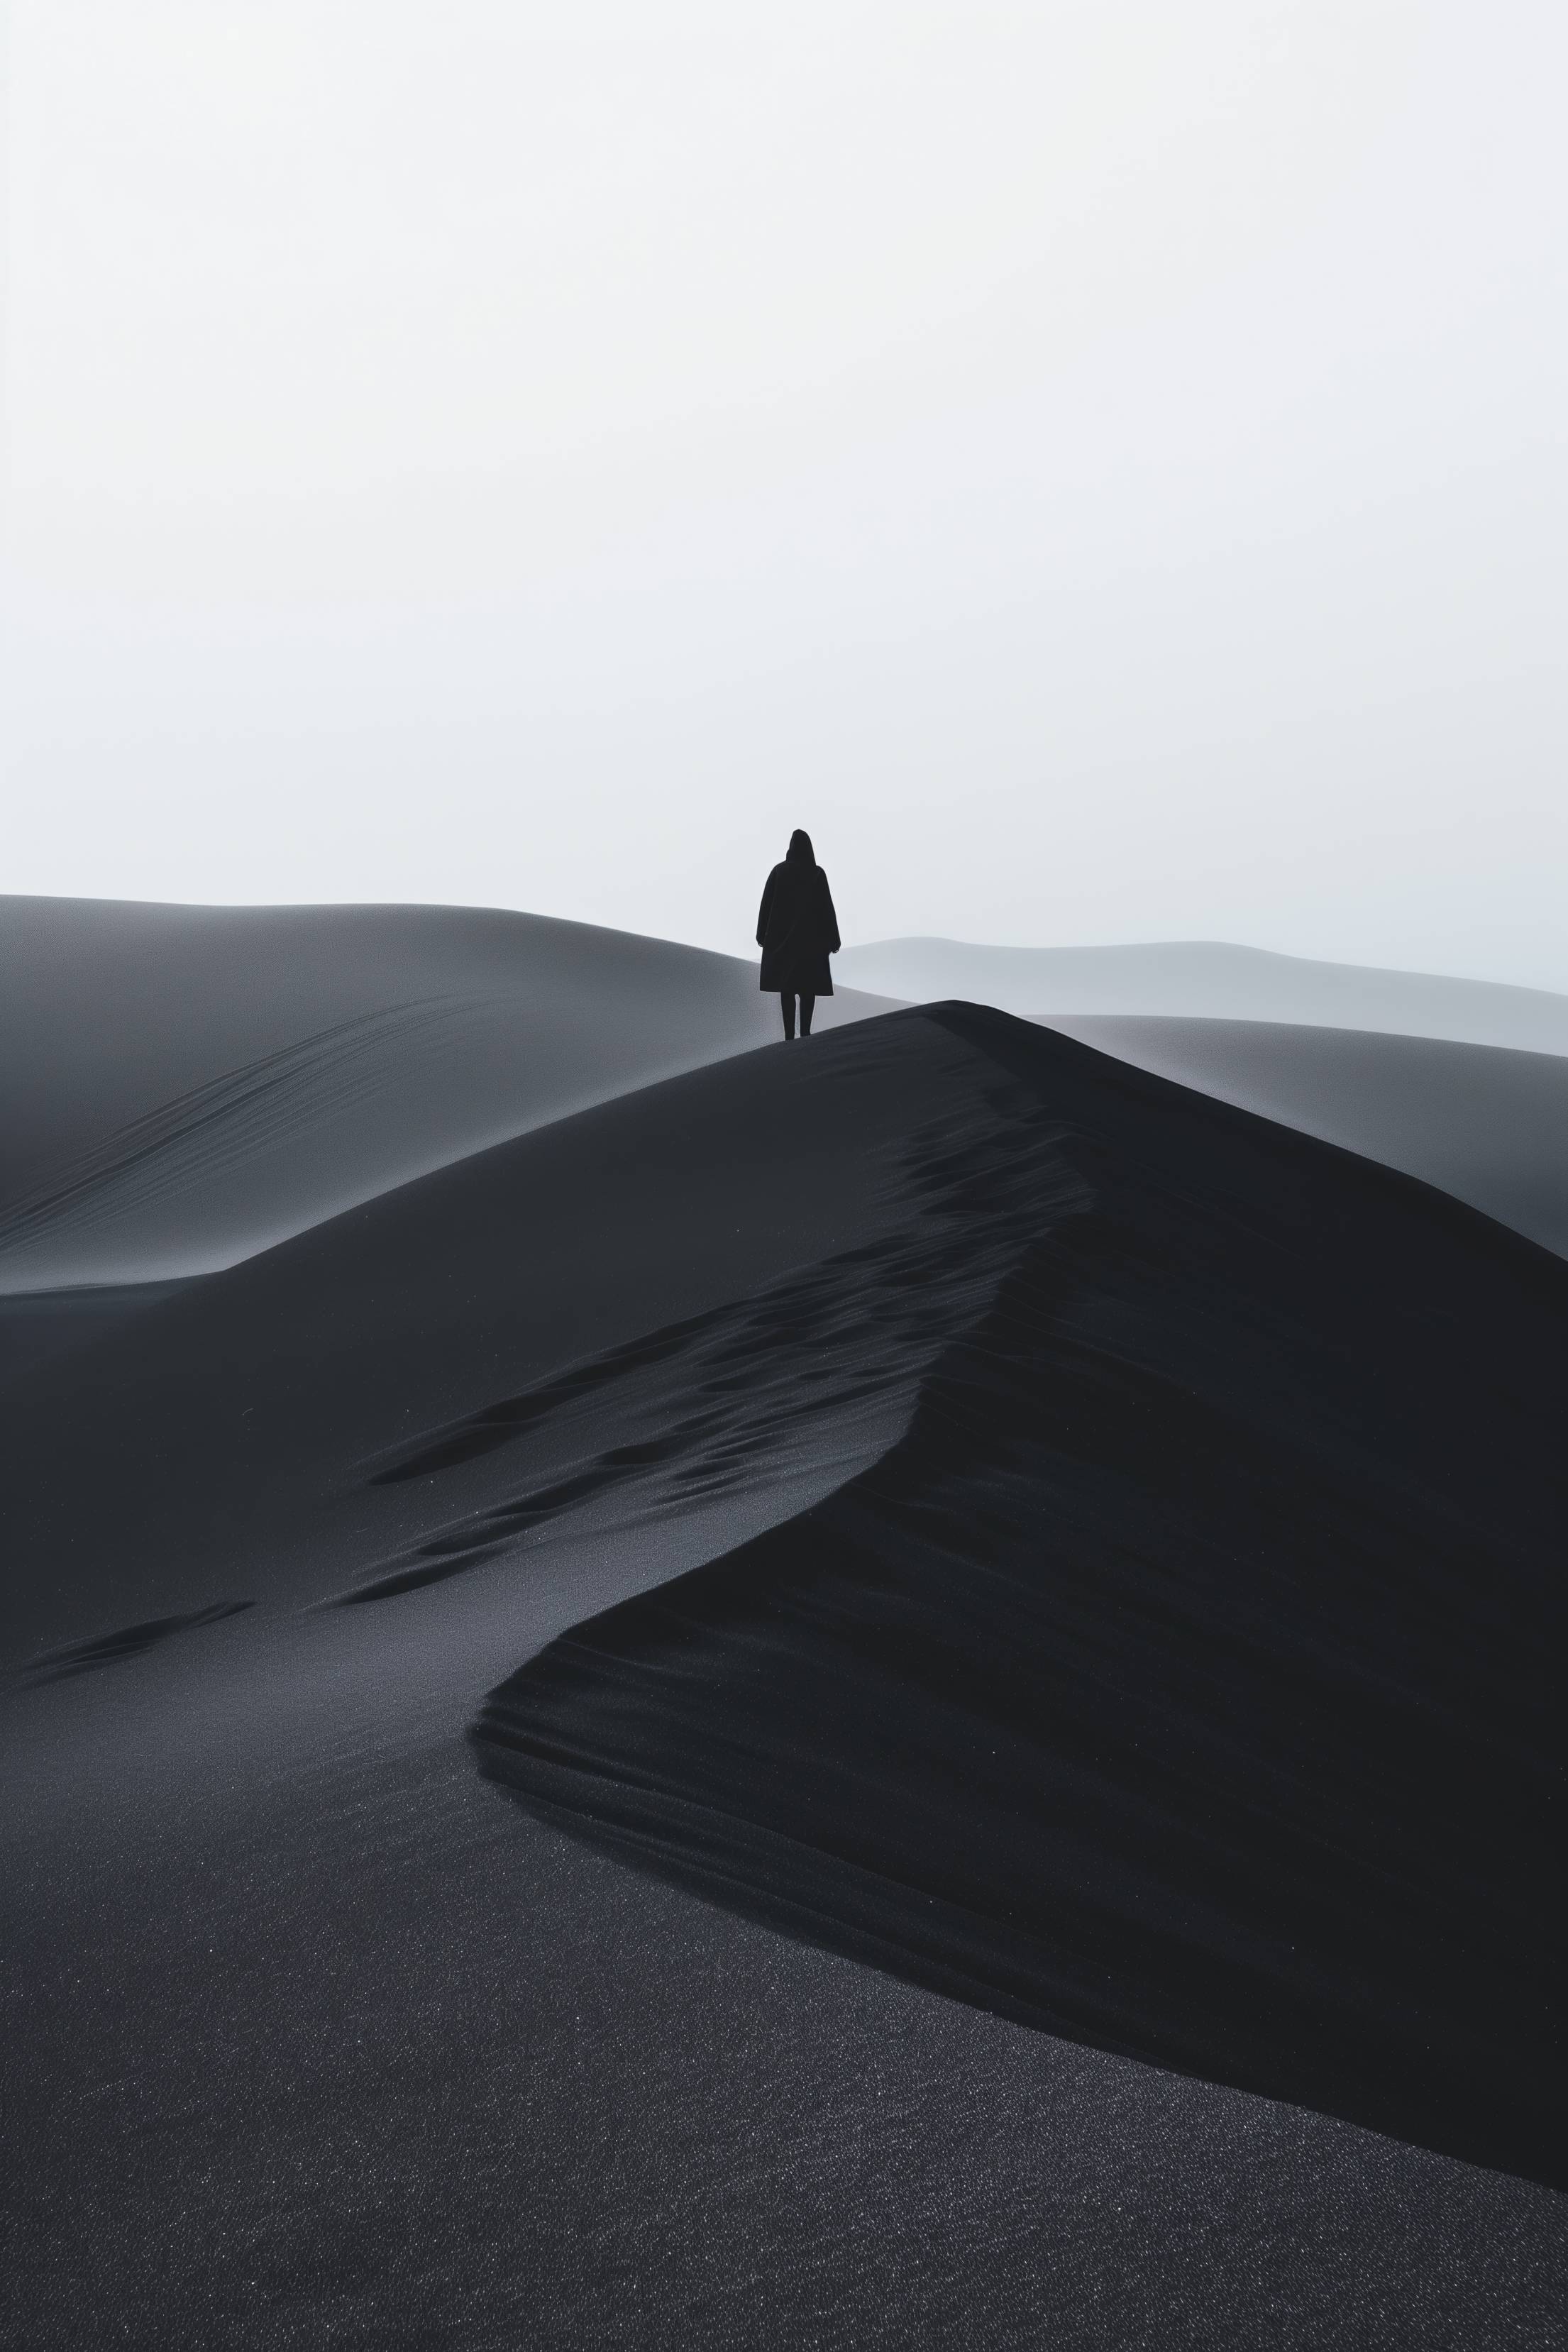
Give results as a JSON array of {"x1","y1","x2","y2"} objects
[{"x1": 4, "y1": 1, "x2": 1565, "y2": 985}]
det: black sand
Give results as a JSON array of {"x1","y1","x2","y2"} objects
[
  {"x1": 476, "y1": 1007, "x2": 1566, "y2": 2189},
  {"x1": 3, "y1": 945, "x2": 1564, "y2": 2346},
  {"x1": 1043, "y1": 1015, "x2": 1568, "y2": 1257},
  {"x1": 0, "y1": 894, "x2": 890, "y2": 1289}
]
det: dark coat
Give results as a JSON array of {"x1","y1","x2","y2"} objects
[{"x1": 757, "y1": 838, "x2": 840, "y2": 996}]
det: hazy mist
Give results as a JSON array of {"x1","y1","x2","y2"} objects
[{"x1": 5, "y1": 1, "x2": 1564, "y2": 985}]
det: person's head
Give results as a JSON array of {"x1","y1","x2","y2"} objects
[{"x1": 787, "y1": 829, "x2": 815, "y2": 866}]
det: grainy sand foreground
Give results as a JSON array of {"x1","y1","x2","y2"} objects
[{"x1": 3, "y1": 907, "x2": 1564, "y2": 2349}]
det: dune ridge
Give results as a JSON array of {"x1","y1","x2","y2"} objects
[
  {"x1": 6, "y1": 988, "x2": 1567, "y2": 2347},
  {"x1": 329, "y1": 1069, "x2": 1088, "y2": 1609},
  {"x1": 1037, "y1": 1017, "x2": 1568, "y2": 1258},
  {"x1": 473, "y1": 1004, "x2": 1568, "y2": 2190},
  {"x1": 837, "y1": 937, "x2": 1568, "y2": 1052},
  {"x1": 0, "y1": 894, "x2": 893, "y2": 1290}
]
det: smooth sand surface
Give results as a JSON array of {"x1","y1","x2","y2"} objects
[
  {"x1": 1039, "y1": 1017, "x2": 1568, "y2": 1257},
  {"x1": 0, "y1": 895, "x2": 892, "y2": 1290},
  {"x1": 4, "y1": 961, "x2": 1565, "y2": 2348},
  {"x1": 838, "y1": 936, "x2": 1568, "y2": 1053}
]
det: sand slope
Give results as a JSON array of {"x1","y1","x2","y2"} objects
[
  {"x1": 0, "y1": 895, "x2": 890, "y2": 1291},
  {"x1": 474, "y1": 1010, "x2": 1567, "y2": 2189},
  {"x1": 838, "y1": 936, "x2": 1568, "y2": 1052},
  {"x1": 4, "y1": 995, "x2": 1566, "y2": 2346},
  {"x1": 0, "y1": 1012, "x2": 1001, "y2": 1663},
  {"x1": 1042, "y1": 1017, "x2": 1568, "y2": 1257}
]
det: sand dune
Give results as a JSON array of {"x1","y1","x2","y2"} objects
[
  {"x1": 476, "y1": 1008, "x2": 1567, "y2": 2190},
  {"x1": 1042, "y1": 1017, "x2": 1568, "y2": 1257},
  {"x1": 4, "y1": 966, "x2": 1565, "y2": 2346},
  {"x1": 0, "y1": 894, "x2": 891, "y2": 1290},
  {"x1": 838, "y1": 935, "x2": 1568, "y2": 1052},
  {"x1": 0, "y1": 1011, "x2": 1001, "y2": 1660}
]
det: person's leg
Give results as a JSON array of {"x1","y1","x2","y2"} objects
[
  {"x1": 780, "y1": 993, "x2": 797, "y2": 1040},
  {"x1": 798, "y1": 993, "x2": 815, "y2": 1037}
]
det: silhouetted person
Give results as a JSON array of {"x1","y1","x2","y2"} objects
[{"x1": 757, "y1": 829, "x2": 840, "y2": 1040}]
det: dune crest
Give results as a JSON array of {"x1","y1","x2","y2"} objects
[
  {"x1": 0, "y1": 895, "x2": 891, "y2": 1289},
  {"x1": 837, "y1": 937, "x2": 1568, "y2": 1053},
  {"x1": 7, "y1": 987, "x2": 1566, "y2": 2345},
  {"x1": 473, "y1": 1005, "x2": 1568, "y2": 2189}
]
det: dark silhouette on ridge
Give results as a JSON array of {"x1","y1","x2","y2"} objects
[{"x1": 757, "y1": 830, "x2": 840, "y2": 1039}]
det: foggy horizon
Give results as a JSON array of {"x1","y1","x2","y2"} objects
[{"x1": 5, "y1": 2, "x2": 1564, "y2": 990}]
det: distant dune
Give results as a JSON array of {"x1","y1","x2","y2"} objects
[
  {"x1": 0, "y1": 895, "x2": 893, "y2": 1290},
  {"x1": 1042, "y1": 1017, "x2": 1568, "y2": 1259},
  {"x1": 837, "y1": 937, "x2": 1568, "y2": 1053}
]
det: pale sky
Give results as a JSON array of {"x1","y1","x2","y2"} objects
[{"x1": 4, "y1": 1, "x2": 1565, "y2": 986}]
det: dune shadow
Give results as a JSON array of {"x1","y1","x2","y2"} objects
[
  {"x1": 470, "y1": 1004, "x2": 1568, "y2": 2192},
  {"x1": 16, "y1": 1601, "x2": 253, "y2": 1686}
]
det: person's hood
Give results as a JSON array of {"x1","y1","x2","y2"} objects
[{"x1": 786, "y1": 829, "x2": 815, "y2": 866}]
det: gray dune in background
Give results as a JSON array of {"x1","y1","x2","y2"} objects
[
  {"x1": 837, "y1": 939, "x2": 1568, "y2": 1054},
  {"x1": 1041, "y1": 1018, "x2": 1568, "y2": 1259},
  {"x1": 0, "y1": 895, "x2": 892, "y2": 1291},
  {"x1": 4, "y1": 900, "x2": 1561, "y2": 1291}
]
